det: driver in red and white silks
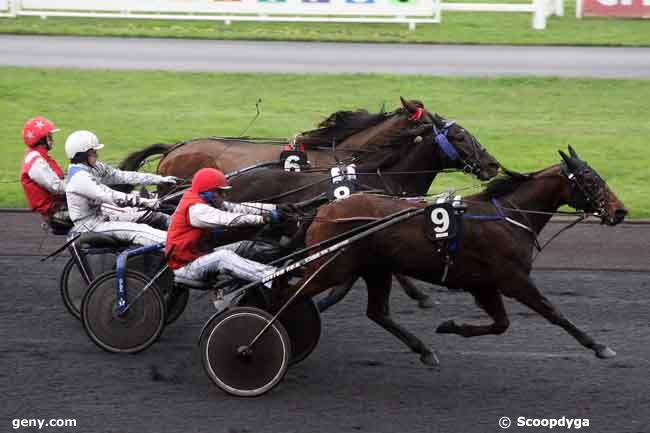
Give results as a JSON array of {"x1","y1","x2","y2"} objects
[
  {"x1": 165, "y1": 168, "x2": 282, "y2": 285},
  {"x1": 19, "y1": 117, "x2": 69, "y2": 228},
  {"x1": 64, "y1": 130, "x2": 180, "y2": 246}
]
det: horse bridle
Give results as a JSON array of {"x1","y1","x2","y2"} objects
[
  {"x1": 433, "y1": 121, "x2": 485, "y2": 176},
  {"x1": 560, "y1": 162, "x2": 608, "y2": 219}
]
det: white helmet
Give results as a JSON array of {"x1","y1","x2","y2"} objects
[{"x1": 64, "y1": 130, "x2": 104, "y2": 159}]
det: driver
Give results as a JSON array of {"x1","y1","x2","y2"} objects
[
  {"x1": 19, "y1": 116, "x2": 71, "y2": 233},
  {"x1": 166, "y1": 168, "x2": 289, "y2": 286},
  {"x1": 64, "y1": 130, "x2": 180, "y2": 246}
]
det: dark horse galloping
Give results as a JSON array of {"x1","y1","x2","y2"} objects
[
  {"x1": 225, "y1": 114, "x2": 500, "y2": 310},
  {"x1": 294, "y1": 147, "x2": 627, "y2": 366},
  {"x1": 119, "y1": 98, "x2": 434, "y2": 179},
  {"x1": 226, "y1": 113, "x2": 499, "y2": 204}
]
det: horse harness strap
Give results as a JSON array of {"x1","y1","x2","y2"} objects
[
  {"x1": 463, "y1": 198, "x2": 539, "y2": 250},
  {"x1": 422, "y1": 196, "x2": 466, "y2": 284},
  {"x1": 375, "y1": 168, "x2": 396, "y2": 196},
  {"x1": 533, "y1": 215, "x2": 586, "y2": 262},
  {"x1": 500, "y1": 198, "x2": 542, "y2": 252},
  {"x1": 433, "y1": 122, "x2": 460, "y2": 161}
]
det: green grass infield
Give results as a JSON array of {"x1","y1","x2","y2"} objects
[{"x1": 1, "y1": 67, "x2": 646, "y2": 217}]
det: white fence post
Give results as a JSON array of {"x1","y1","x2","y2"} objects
[
  {"x1": 434, "y1": 0, "x2": 442, "y2": 23},
  {"x1": 532, "y1": 0, "x2": 547, "y2": 29},
  {"x1": 555, "y1": 0, "x2": 564, "y2": 16}
]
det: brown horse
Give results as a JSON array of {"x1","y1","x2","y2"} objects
[
  {"x1": 225, "y1": 116, "x2": 500, "y2": 310},
  {"x1": 226, "y1": 115, "x2": 499, "y2": 203},
  {"x1": 293, "y1": 146, "x2": 627, "y2": 366},
  {"x1": 119, "y1": 98, "x2": 433, "y2": 178}
]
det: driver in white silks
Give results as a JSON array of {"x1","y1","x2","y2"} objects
[
  {"x1": 64, "y1": 130, "x2": 181, "y2": 246},
  {"x1": 165, "y1": 168, "x2": 290, "y2": 287}
]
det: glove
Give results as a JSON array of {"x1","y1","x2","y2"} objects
[
  {"x1": 139, "y1": 197, "x2": 160, "y2": 210},
  {"x1": 160, "y1": 176, "x2": 182, "y2": 185},
  {"x1": 263, "y1": 209, "x2": 283, "y2": 225}
]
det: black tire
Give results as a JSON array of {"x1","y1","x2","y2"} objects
[
  {"x1": 82, "y1": 270, "x2": 166, "y2": 354},
  {"x1": 238, "y1": 293, "x2": 321, "y2": 366},
  {"x1": 237, "y1": 285, "x2": 270, "y2": 310},
  {"x1": 164, "y1": 286, "x2": 190, "y2": 325},
  {"x1": 127, "y1": 253, "x2": 183, "y2": 325},
  {"x1": 278, "y1": 298, "x2": 321, "y2": 365},
  {"x1": 200, "y1": 307, "x2": 291, "y2": 397},
  {"x1": 59, "y1": 254, "x2": 116, "y2": 320}
]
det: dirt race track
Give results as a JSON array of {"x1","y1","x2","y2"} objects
[{"x1": 1, "y1": 212, "x2": 648, "y2": 433}]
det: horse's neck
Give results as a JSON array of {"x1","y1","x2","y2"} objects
[
  {"x1": 362, "y1": 140, "x2": 442, "y2": 196},
  {"x1": 336, "y1": 115, "x2": 403, "y2": 152},
  {"x1": 502, "y1": 174, "x2": 568, "y2": 234}
]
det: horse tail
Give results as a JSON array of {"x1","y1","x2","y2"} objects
[{"x1": 118, "y1": 143, "x2": 172, "y2": 172}]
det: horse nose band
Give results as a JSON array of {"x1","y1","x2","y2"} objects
[
  {"x1": 565, "y1": 170, "x2": 609, "y2": 220},
  {"x1": 433, "y1": 121, "x2": 483, "y2": 176}
]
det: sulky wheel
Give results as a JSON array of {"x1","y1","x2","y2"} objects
[
  {"x1": 59, "y1": 253, "x2": 116, "y2": 320},
  {"x1": 238, "y1": 290, "x2": 321, "y2": 365},
  {"x1": 82, "y1": 270, "x2": 166, "y2": 354},
  {"x1": 277, "y1": 298, "x2": 321, "y2": 366},
  {"x1": 127, "y1": 253, "x2": 184, "y2": 325},
  {"x1": 164, "y1": 286, "x2": 190, "y2": 325},
  {"x1": 237, "y1": 285, "x2": 270, "y2": 310},
  {"x1": 200, "y1": 307, "x2": 291, "y2": 397}
]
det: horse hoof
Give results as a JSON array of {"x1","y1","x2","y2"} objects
[
  {"x1": 418, "y1": 296, "x2": 437, "y2": 309},
  {"x1": 436, "y1": 320, "x2": 457, "y2": 334},
  {"x1": 420, "y1": 351, "x2": 440, "y2": 367},
  {"x1": 595, "y1": 345, "x2": 616, "y2": 359}
]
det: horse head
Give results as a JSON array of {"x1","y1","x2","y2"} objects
[
  {"x1": 428, "y1": 113, "x2": 500, "y2": 181},
  {"x1": 558, "y1": 145, "x2": 627, "y2": 226}
]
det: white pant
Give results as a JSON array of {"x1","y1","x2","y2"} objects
[
  {"x1": 174, "y1": 241, "x2": 276, "y2": 285},
  {"x1": 70, "y1": 205, "x2": 169, "y2": 247},
  {"x1": 88, "y1": 221, "x2": 167, "y2": 247},
  {"x1": 103, "y1": 205, "x2": 169, "y2": 227}
]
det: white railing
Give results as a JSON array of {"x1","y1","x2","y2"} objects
[
  {"x1": 8, "y1": 0, "x2": 441, "y2": 29},
  {"x1": 442, "y1": 0, "x2": 563, "y2": 29},
  {"x1": 1, "y1": 0, "x2": 561, "y2": 29},
  {"x1": 0, "y1": 0, "x2": 15, "y2": 17}
]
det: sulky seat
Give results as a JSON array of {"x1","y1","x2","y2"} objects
[
  {"x1": 173, "y1": 276, "x2": 213, "y2": 290},
  {"x1": 74, "y1": 232, "x2": 133, "y2": 251}
]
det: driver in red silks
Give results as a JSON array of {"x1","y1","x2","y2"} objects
[
  {"x1": 18, "y1": 116, "x2": 71, "y2": 233},
  {"x1": 165, "y1": 168, "x2": 290, "y2": 288}
]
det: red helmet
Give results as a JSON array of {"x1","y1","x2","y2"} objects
[
  {"x1": 191, "y1": 168, "x2": 231, "y2": 193},
  {"x1": 23, "y1": 116, "x2": 59, "y2": 147}
]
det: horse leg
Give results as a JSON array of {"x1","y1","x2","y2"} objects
[
  {"x1": 393, "y1": 274, "x2": 437, "y2": 309},
  {"x1": 317, "y1": 277, "x2": 356, "y2": 313},
  {"x1": 364, "y1": 271, "x2": 439, "y2": 367},
  {"x1": 502, "y1": 276, "x2": 616, "y2": 359},
  {"x1": 436, "y1": 288, "x2": 510, "y2": 337}
]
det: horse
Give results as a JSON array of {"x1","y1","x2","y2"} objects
[
  {"x1": 223, "y1": 114, "x2": 501, "y2": 311},
  {"x1": 226, "y1": 114, "x2": 500, "y2": 204},
  {"x1": 119, "y1": 98, "x2": 433, "y2": 178},
  {"x1": 292, "y1": 146, "x2": 627, "y2": 366}
]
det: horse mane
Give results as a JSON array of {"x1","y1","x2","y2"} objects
[
  {"x1": 473, "y1": 167, "x2": 544, "y2": 199},
  {"x1": 295, "y1": 109, "x2": 399, "y2": 149}
]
